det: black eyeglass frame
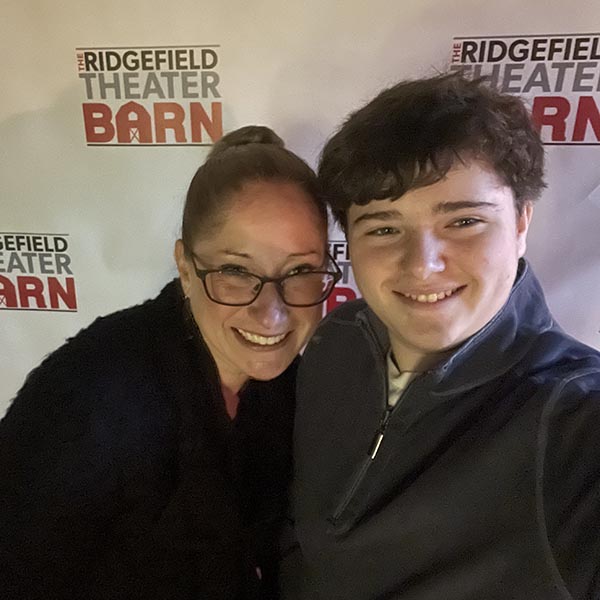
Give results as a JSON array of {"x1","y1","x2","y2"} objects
[{"x1": 190, "y1": 252, "x2": 343, "y2": 307}]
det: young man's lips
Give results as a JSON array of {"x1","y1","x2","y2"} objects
[
  {"x1": 233, "y1": 327, "x2": 290, "y2": 347},
  {"x1": 395, "y1": 285, "x2": 465, "y2": 304}
]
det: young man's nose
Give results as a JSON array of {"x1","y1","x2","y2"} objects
[
  {"x1": 248, "y1": 282, "x2": 289, "y2": 329},
  {"x1": 401, "y1": 231, "x2": 445, "y2": 279}
]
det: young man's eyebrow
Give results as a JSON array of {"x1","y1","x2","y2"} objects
[
  {"x1": 351, "y1": 210, "x2": 400, "y2": 227},
  {"x1": 432, "y1": 200, "x2": 499, "y2": 214}
]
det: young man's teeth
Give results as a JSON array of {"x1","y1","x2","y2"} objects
[
  {"x1": 406, "y1": 289, "x2": 456, "y2": 303},
  {"x1": 236, "y1": 329, "x2": 287, "y2": 346}
]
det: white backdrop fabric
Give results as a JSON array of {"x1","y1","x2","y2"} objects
[{"x1": 2, "y1": 0, "x2": 600, "y2": 416}]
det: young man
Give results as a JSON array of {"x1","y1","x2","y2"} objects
[{"x1": 282, "y1": 74, "x2": 600, "y2": 600}]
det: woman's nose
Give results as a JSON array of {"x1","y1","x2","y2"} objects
[{"x1": 248, "y1": 282, "x2": 289, "y2": 329}]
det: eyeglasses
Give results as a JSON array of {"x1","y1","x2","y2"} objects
[{"x1": 190, "y1": 253, "x2": 342, "y2": 307}]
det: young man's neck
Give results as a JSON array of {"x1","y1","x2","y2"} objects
[{"x1": 390, "y1": 344, "x2": 454, "y2": 373}]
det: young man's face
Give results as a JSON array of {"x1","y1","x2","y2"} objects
[{"x1": 346, "y1": 160, "x2": 532, "y2": 372}]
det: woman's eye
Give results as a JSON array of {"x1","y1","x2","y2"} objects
[
  {"x1": 220, "y1": 265, "x2": 249, "y2": 275},
  {"x1": 286, "y1": 264, "x2": 315, "y2": 276}
]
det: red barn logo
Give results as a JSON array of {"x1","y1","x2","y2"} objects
[
  {"x1": 451, "y1": 34, "x2": 600, "y2": 145},
  {"x1": 0, "y1": 234, "x2": 78, "y2": 312},
  {"x1": 76, "y1": 46, "x2": 223, "y2": 146}
]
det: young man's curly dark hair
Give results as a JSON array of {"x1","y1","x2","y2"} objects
[{"x1": 318, "y1": 72, "x2": 546, "y2": 230}]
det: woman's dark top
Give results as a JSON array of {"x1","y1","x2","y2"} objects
[{"x1": 0, "y1": 280, "x2": 296, "y2": 599}]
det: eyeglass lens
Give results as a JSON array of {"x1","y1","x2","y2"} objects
[{"x1": 205, "y1": 271, "x2": 335, "y2": 306}]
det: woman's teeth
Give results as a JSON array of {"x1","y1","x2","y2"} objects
[{"x1": 236, "y1": 328, "x2": 287, "y2": 345}]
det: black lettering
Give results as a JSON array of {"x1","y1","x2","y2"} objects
[
  {"x1": 547, "y1": 38, "x2": 565, "y2": 61},
  {"x1": 122, "y1": 50, "x2": 139, "y2": 71},
  {"x1": 507, "y1": 39, "x2": 529, "y2": 62},
  {"x1": 189, "y1": 49, "x2": 201, "y2": 69},
  {"x1": 564, "y1": 38, "x2": 573, "y2": 60},
  {"x1": 175, "y1": 48, "x2": 187, "y2": 69},
  {"x1": 478, "y1": 40, "x2": 486, "y2": 63},
  {"x1": 461, "y1": 41, "x2": 478, "y2": 63},
  {"x1": 84, "y1": 51, "x2": 99, "y2": 72},
  {"x1": 105, "y1": 51, "x2": 122, "y2": 71},
  {"x1": 573, "y1": 37, "x2": 590, "y2": 61},
  {"x1": 53, "y1": 237, "x2": 68, "y2": 253},
  {"x1": 141, "y1": 50, "x2": 153, "y2": 70},
  {"x1": 4, "y1": 235, "x2": 15, "y2": 251},
  {"x1": 591, "y1": 37, "x2": 600, "y2": 60},
  {"x1": 487, "y1": 40, "x2": 507, "y2": 63},
  {"x1": 531, "y1": 38, "x2": 548, "y2": 61},
  {"x1": 154, "y1": 49, "x2": 167, "y2": 70},
  {"x1": 15, "y1": 235, "x2": 27, "y2": 251},
  {"x1": 202, "y1": 49, "x2": 218, "y2": 69}
]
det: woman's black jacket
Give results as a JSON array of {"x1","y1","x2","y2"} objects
[{"x1": 0, "y1": 280, "x2": 296, "y2": 599}]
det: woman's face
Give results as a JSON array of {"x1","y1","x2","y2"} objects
[{"x1": 176, "y1": 180, "x2": 327, "y2": 392}]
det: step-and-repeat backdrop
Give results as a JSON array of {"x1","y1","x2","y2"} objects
[{"x1": 2, "y1": 0, "x2": 600, "y2": 416}]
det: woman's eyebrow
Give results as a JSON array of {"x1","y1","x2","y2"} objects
[
  {"x1": 221, "y1": 250, "x2": 251, "y2": 258},
  {"x1": 286, "y1": 251, "x2": 322, "y2": 259},
  {"x1": 219, "y1": 250, "x2": 322, "y2": 261}
]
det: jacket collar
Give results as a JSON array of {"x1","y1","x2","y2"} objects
[{"x1": 360, "y1": 259, "x2": 555, "y2": 394}]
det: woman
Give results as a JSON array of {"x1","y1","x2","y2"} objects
[{"x1": 0, "y1": 126, "x2": 340, "y2": 599}]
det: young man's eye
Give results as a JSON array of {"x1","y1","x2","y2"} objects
[
  {"x1": 366, "y1": 226, "x2": 399, "y2": 236},
  {"x1": 450, "y1": 217, "x2": 482, "y2": 228}
]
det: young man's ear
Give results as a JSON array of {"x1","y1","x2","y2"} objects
[
  {"x1": 174, "y1": 239, "x2": 193, "y2": 297},
  {"x1": 517, "y1": 202, "x2": 534, "y2": 258}
]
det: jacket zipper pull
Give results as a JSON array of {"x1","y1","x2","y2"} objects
[{"x1": 368, "y1": 406, "x2": 393, "y2": 460}]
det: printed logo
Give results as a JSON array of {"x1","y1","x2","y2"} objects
[
  {"x1": 0, "y1": 233, "x2": 78, "y2": 311},
  {"x1": 451, "y1": 33, "x2": 600, "y2": 144},
  {"x1": 76, "y1": 45, "x2": 223, "y2": 146}
]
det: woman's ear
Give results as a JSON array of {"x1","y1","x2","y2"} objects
[{"x1": 174, "y1": 239, "x2": 192, "y2": 297}]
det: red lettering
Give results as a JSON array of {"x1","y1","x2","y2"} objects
[
  {"x1": 0, "y1": 277, "x2": 77, "y2": 310},
  {"x1": 18, "y1": 276, "x2": 47, "y2": 309},
  {"x1": 190, "y1": 101, "x2": 223, "y2": 143},
  {"x1": 116, "y1": 101, "x2": 153, "y2": 143},
  {"x1": 82, "y1": 102, "x2": 224, "y2": 145},
  {"x1": 531, "y1": 96, "x2": 570, "y2": 142},
  {"x1": 572, "y1": 96, "x2": 600, "y2": 142},
  {"x1": 154, "y1": 102, "x2": 187, "y2": 143},
  {"x1": 326, "y1": 286, "x2": 357, "y2": 314},
  {"x1": 48, "y1": 277, "x2": 77, "y2": 310},
  {"x1": 82, "y1": 103, "x2": 115, "y2": 143},
  {"x1": 0, "y1": 275, "x2": 18, "y2": 308}
]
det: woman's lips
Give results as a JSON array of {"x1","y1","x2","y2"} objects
[{"x1": 234, "y1": 327, "x2": 289, "y2": 347}]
